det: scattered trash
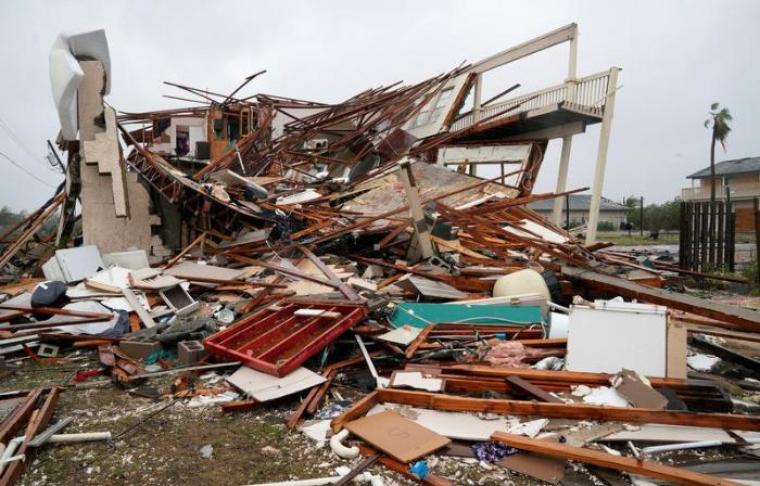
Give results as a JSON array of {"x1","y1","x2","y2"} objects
[
  {"x1": 199, "y1": 444, "x2": 214, "y2": 459},
  {"x1": 472, "y1": 442, "x2": 517, "y2": 463}
]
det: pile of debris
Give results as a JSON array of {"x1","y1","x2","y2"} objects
[{"x1": 0, "y1": 25, "x2": 759, "y2": 485}]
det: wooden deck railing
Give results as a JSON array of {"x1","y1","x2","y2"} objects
[{"x1": 451, "y1": 68, "x2": 613, "y2": 131}]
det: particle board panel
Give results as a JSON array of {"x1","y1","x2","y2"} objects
[{"x1": 346, "y1": 410, "x2": 451, "y2": 463}]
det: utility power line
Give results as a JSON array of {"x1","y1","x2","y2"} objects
[
  {"x1": 0, "y1": 149, "x2": 57, "y2": 188},
  {"x1": 0, "y1": 114, "x2": 55, "y2": 171}
]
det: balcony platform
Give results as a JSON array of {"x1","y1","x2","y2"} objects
[{"x1": 450, "y1": 69, "x2": 612, "y2": 141}]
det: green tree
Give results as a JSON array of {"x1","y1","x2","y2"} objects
[
  {"x1": 704, "y1": 103, "x2": 733, "y2": 204},
  {"x1": 624, "y1": 196, "x2": 642, "y2": 229}
]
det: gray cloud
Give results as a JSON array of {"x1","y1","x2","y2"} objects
[{"x1": 1, "y1": 0, "x2": 758, "y2": 210}]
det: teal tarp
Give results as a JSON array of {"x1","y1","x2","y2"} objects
[{"x1": 389, "y1": 303, "x2": 543, "y2": 329}]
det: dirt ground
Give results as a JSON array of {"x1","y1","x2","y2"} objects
[
  {"x1": 1, "y1": 356, "x2": 519, "y2": 486},
  {"x1": 2, "y1": 342, "x2": 759, "y2": 485}
]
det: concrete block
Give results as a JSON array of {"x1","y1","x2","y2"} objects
[
  {"x1": 119, "y1": 340, "x2": 162, "y2": 360},
  {"x1": 178, "y1": 340, "x2": 207, "y2": 366}
]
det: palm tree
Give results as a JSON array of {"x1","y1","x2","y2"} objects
[{"x1": 704, "y1": 103, "x2": 733, "y2": 204}]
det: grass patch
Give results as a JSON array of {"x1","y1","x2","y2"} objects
[{"x1": 597, "y1": 232, "x2": 679, "y2": 246}]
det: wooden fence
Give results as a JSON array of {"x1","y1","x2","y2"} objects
[{"x1": 679, "y1": 201, "x2": 735, "y2": 273}]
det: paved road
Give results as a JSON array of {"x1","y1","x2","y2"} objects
[{"x1": 608, "y1": 243, "x2": 756, "y2": 267}]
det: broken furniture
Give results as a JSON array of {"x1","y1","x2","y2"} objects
[{"x1": 205, "y1": 302, "x2": 367, "y2": 376}]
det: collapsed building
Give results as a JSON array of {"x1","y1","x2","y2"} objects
[
  {"x1": 0, "y1": 24, "x2": 759, "y2": 486},
  {"x1": 41, "y1": 23, "x2": 620, "y2": 264}
]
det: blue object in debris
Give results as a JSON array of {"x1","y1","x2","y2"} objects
[
  {"x1": 389, "y1": 302, "x2": 543, "y2": 329},
  {"x1": 409, "y1": 460, "x2": 429, "y2": 480}
]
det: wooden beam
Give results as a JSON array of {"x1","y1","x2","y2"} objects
[
  {"x1": 446, "y1": 365, "x2": 686, "y2": 387},
  {"x1": 164, "y1": 231, "x2": 206, "y2": 269},
  {"x1": 376, "y1": 388, "x2": 760, "y2": 431},
  {"x1": 358, "y1": 445, "x2": 456, "y2": 485},
  {"x1": 562, "y1": 265, "x2": 760, "y2": 333},
  {"x1": 505, "y1": 376, "x2": 563, "y2": 403},
  {"x1": 470, "y1": 24, "x2": 577, "y2": 74},
  {"x1": 0, "y1": 389, "x2": 41, "y2": 443},
  {"x1": 331, "y1": 391, "x2": 379, "y2": 433},
  {"x1": 491, "y1": 432, "x2": 739, "y2": 486},
  {"x1": 405, "y1": 325, "x2": 434, "y2": 359},
  {"x1": 333, "y1": 453, "x2": 381, "y2": 485},
  {"x1": 296, "y1": 244, "x2": 361, "y2": 301},
  {"x1": 0, "y1": 388, "x2": 61, "y2": 486},
  {"x1": 0, "y1": 305, "x2": 113, "y2": 320}
]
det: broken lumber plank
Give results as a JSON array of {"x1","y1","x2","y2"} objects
[
  {"x1": 491, "y1": 431, "x2": 739, "y2": 486},
  {"x1": 685, "y1": 327, "x2": 760, "y2": 344},
  {"x1": 305, "y1": 354, "x2": 373, "y2": 416},
  {"x1": 296, "y1": 244, "x2": 361, "y2": 301},
  {"x1": 0, "y1": 387, "x2": 60, "y2": 486},
  {"x1": 405, "y1": 324, "x2": 434, "y2": 359},
  {"x1": 122, "y1": 287, "x2": 156, "y2": 329},
  {"x1": 221, "y1": 399, "x2": 259, "y2": 414},
  {"x1": 357, "y1": 445, "x2": 456, "y2": 486},
  {"x1": 164, "y1": 231, "x2": 206, "y2": 269},
  {"x1": 331, "y1": 391, "x2": 379, "y2": 433},
  {"x1": 286, "y1": 383, "x2": 323, "y2": 430},
  {"x1": 0, "y1": 305, "x2": 113, "y2": 320},
  {"x1": 375, "y1": 388, "x2": 760, "y2": 431},
  {"x1": 126, "y1": 362, "x2": 241, "y2": 381},
  {"x1": 561, "y1": 265, "x2": 760, "y2": 333},
  {"x1": 0, "y1": 389, "x2": 42, "y2": 444},
  {"x1": 333, "y1": 453, "x2": 381, "y2": 486},
  {"x1": 505, "y1": 376, "x2": 564, "y2": 403},
  {"x1": 690, "y1": 334, "x2": 760, "y2": 373},
  {"x1": 446, "y1": 365, "x2": 686, "y2": 387}
]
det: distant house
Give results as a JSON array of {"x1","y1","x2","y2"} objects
[
  {"x1": 683, "y1": 156, "x2": 760, "y2": 234},
  {"x1": 529, "y1": 194, "x2": 628, "y2": 228}
]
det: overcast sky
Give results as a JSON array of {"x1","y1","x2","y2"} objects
[{"x1": 1, "y1": 0, "x2": 758, "y2": 211}]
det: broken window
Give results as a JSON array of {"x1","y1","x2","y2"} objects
[
  {"x1": 227, "y1": 115, "x2": 240, "y2": 142},
  {"x1": 411, "y1": 87, "x2": 454, "y2": 128},
  {"x1": 241, "y1": 108, "x2": 251, "y2": 136},
  {"x1": 175, "y1": 126, "x2": 190, "y2": 156}
]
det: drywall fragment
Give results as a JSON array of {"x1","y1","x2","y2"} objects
[
  {"x1": 582, "y1": 387, "x2": 629, "y2": 407},
  {"x1": 389, "y1": 372, "x2": 443, "y2": 392},
  {"x1": 226, "y1": 366, "x2": 326, "y2": 402},
  {"x1": 687, "y1": 354, "x2": 721, "y2": 372}
]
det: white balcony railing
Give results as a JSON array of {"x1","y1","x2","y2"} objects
[
  {"x1": 451, "y1": 68, "x2": 612, "y2": 132},
  {"x1": 681, "y1": 185, "x2": 760, "y2": 201}
]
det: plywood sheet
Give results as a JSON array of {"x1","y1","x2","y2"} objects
[
  {"x1": 164, "y1": 261, "x2": 244, "y2": 281},
  {"x1": 346, "y1": 409, "x2": 451, "y2": 463}
]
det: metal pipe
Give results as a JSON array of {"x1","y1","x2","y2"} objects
[
  {"x1": 642, "y1": 440, "x2": 721, "y2": 454},
  {"x1": 643, "y1": 438, "x2": 760, "y2": 455},
  {"x1": 47, "y1": 432, "x2": 112, "y2": 444},
  {"x1": 329, "y1": 429, "x2": 359, "y2": 459},
  {"x1": 0, "y1": 437, "x2": 24, "y2": 476}
]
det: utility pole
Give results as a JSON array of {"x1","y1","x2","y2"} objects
[
  {"x1": 46, "y1": 140, "x2": 65, "y2": 173},
  {"x1": 640, "y1": 196, "x2": 644, "y2": 236}
]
